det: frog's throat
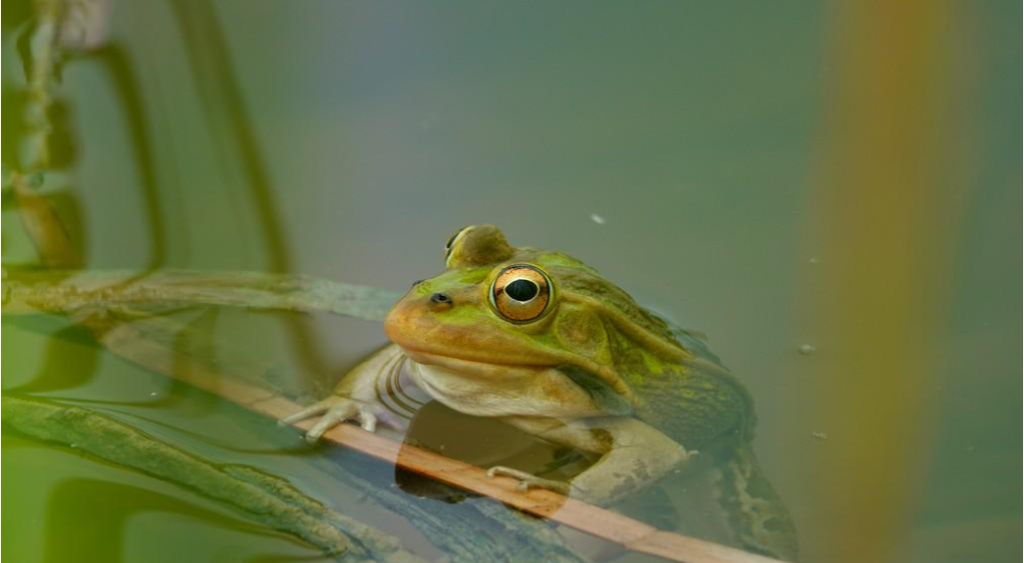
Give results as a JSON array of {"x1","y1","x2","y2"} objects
[
  {"x1": 396, "y1": 345, "x2": 638, "y2": 406},
  {"x1": 405, "y1": 358, "x2": 612, "y2": 419}
]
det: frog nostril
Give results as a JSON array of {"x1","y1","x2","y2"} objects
[{"x1": 430, "y1": 292, "x2": 452, "y2": 305}]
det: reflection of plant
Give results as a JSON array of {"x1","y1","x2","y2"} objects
[
  {"x1": 5, "y1": 0, "x2": 171, "y2": 270},
  {"x1": 3, "y1": 0, "x2": 79, "y2": 265},
  {"x1": 5, "y1": 0, "x2": 92, "y2": 268}
]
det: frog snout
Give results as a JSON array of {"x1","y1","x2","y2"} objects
[{"x1": 385, "y1": 291, "x2": 455, "y2": 348}]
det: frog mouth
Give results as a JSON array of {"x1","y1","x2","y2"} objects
[{"x1": 395, "y1": 345, "x2": 551, "y2": 372}]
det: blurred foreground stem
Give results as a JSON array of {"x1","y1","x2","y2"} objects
[
  {"x1": 1, "y1": 395, "x2": 424, "y2": 563},
  {"x1": 2, "y1": 268, "x2": 402, "y2": 321}
]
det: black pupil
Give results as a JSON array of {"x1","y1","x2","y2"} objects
[{"x1": 505, "y1": 279, "x2": 538, "y2": 302}]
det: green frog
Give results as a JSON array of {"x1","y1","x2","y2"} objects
[{"x1": 282, "y1": 225, "x2": 798, "y2": 560}]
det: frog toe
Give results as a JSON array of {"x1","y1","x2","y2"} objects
[
  {"x1": 303, "y1": 401, "x2": 359, "y2": 443},
  {"x1": 486, "y1": 466, "x2": 571, "y2": 495},
  {"x1": 278, "y1": 396, "x2": 365, "y2": 442},
  {"x1": 277, "y1": 401, "x2": 331, "y2": 426},
  {"x1": 356, "y1": 411, "x2": 378, "y2": 432}
]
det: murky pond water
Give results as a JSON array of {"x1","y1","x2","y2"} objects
[{"x1": 2, "y1": 2, "x2": 1019, "y2": 563}]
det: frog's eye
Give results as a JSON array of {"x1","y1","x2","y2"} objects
[{"x1": 490, "y1": 264, "x2": 552, "y2": 322}]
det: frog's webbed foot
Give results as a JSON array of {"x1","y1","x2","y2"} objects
[
  {"x1": 486, "y1": 466, "x2": 571, "y2": 495},
  {"x1": 278, "y1": 396, "x2": 385, "y2": 443}
]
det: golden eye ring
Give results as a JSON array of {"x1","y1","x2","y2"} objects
[{"x1": 490, "y1": 264, "x2": 553, "y2": 323}]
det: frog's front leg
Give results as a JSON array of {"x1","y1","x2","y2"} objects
[
  {"x1": 491, "y1": 416, "x2": 693, "y2": 504},
  {"x1": 279, "y1": 343, "x2": 406, "y2": 442}
]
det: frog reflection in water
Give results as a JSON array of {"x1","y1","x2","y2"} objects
[{"x1": 283, "y1": 225, "x2": 798, "y2": 560}]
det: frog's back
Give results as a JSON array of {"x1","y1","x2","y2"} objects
[
  {"x1": 606, "y1": 321, "x2": 755, "y2": 449},
  {"x1": 533, "y1": 252, "x2": 756, "y2": 447},
  {"x1": 605, "y1": 316, "x2": 796, "y2": 559}
]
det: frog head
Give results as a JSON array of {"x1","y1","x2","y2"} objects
[{"x1": 384, "y1": 225, "x2": 691, "y2": 409}]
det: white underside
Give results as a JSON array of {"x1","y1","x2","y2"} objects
[{"x1": 406, "y1": 360, "x2": 604, "y2": 419}]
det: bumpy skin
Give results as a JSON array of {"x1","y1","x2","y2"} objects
[{"x1": 283, "y1": 225, "x2": 798, "y2": 560}]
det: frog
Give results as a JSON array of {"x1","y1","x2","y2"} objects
[{"x1": 281, "y1": 225, "x2": 798, "y2": 560}]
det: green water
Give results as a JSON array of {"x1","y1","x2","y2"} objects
[{"x1": 2, "y1": 1, "x2": 1019, "y2": 562}]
